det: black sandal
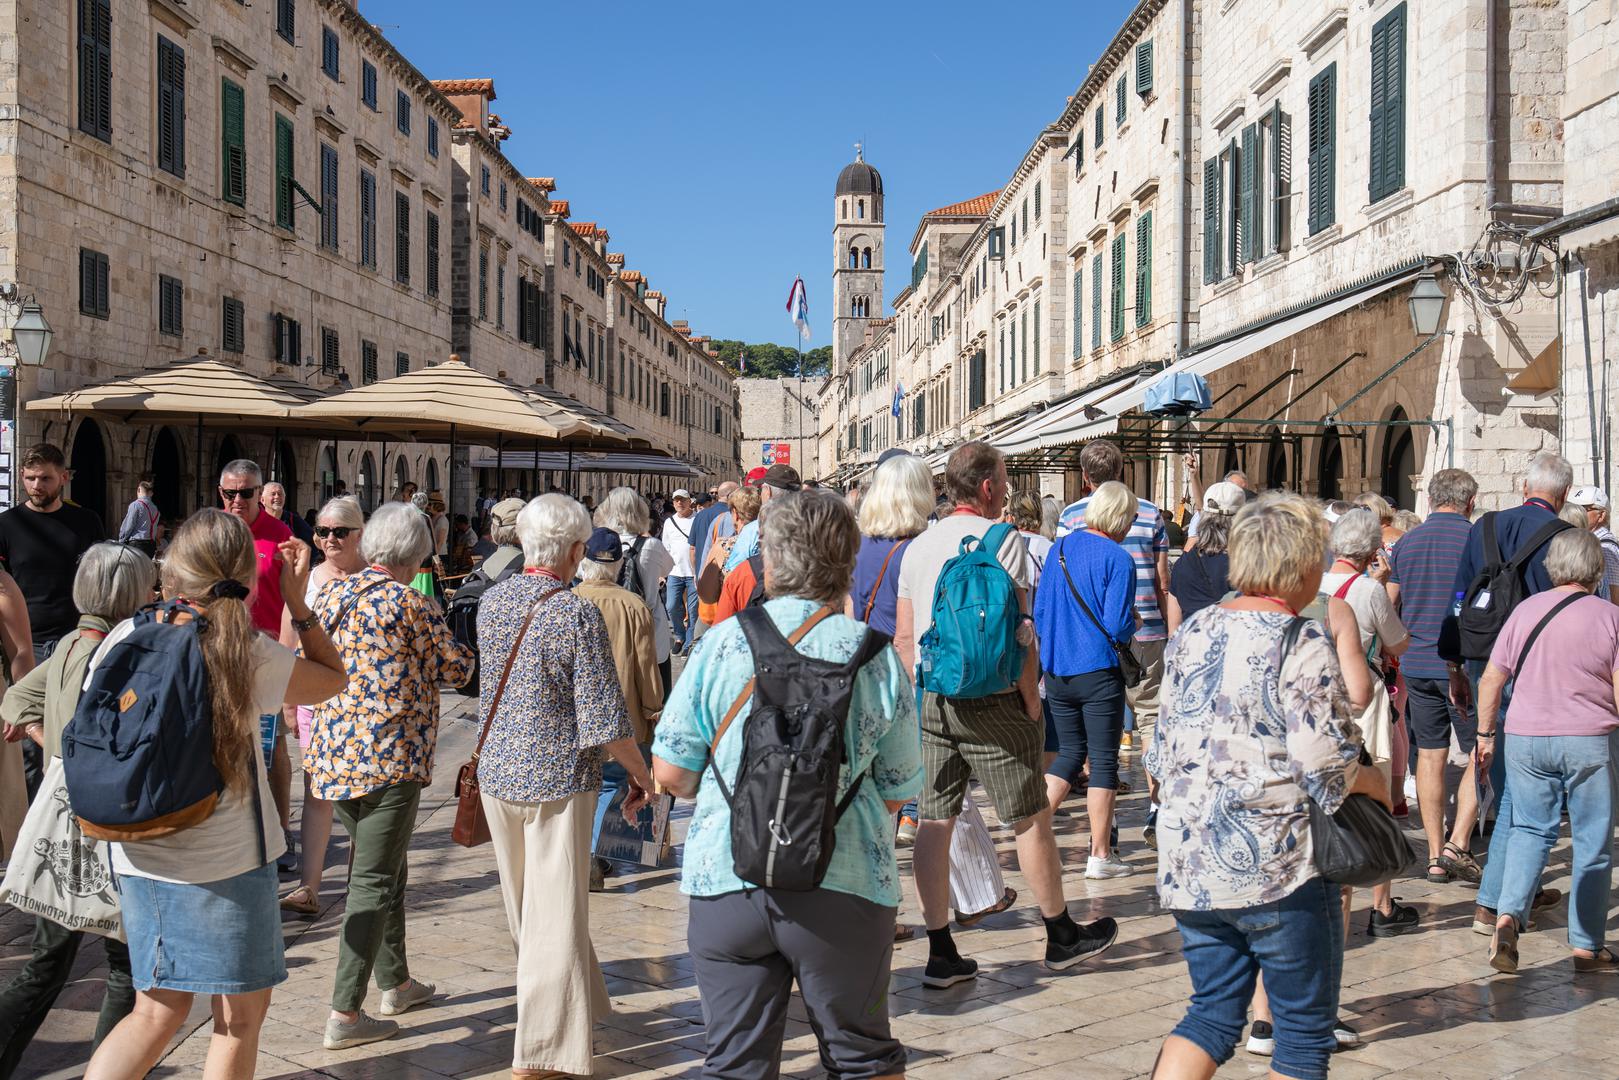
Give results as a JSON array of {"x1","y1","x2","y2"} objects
[
  {"x1": 1438, "y1": 841, "x2": 1482, "y2": 884},
  {"x1": 1573, "y1": 947, "x2": 1619, "y2": 972}
]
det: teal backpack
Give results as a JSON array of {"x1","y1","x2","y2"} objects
[{"x1": 918, "y1": 522, "x2": 1025, "y2": 698}]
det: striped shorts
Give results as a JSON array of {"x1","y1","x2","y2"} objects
[{"x1": 918, "y1": 691, "x2": 1046, "y2": 825}]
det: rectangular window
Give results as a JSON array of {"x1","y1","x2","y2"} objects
[
  {"x1": 1239, "y1": 123, "x2": 1258, "y2": 264},
  {"x1": 1110, "y1": 233, "x2": 1126, "y2": 341},
  {"x1": 497, "y1": 265, "x2": 505, "y2": 329},
  {"x1": 1022, "y1": 199, "x2": 1029, "y2": 235},
  {"x1": 155, "y1": 36, "x2": 185, "y2": 178},
  {"x1": 1369, "y1": 3, "x2": 1407, "y2": 203},
  {"x1": 426, "y1": 116, "x2": 438, "y2": 158},
  {"x1": 276, "y1": 0, "x2": 295, "y2": 43},
  {"x1": 1203, "y1": 158, "x2": 1223, "y2": 283},
  {"x1": 319, "y1": 143, "x2": 338, "y2": 250},
  {"x1": 77, "y1": 0, "x2": 112, "y2": 141},
  {"x1": 396, "y1": 91, "x2": 410, "y2": 136},
  {"x1": 478, "y1": 248, "x2": 488, "y2": 320},
  {"x1": 1071, "y1": 265, "x2": 1083, "y2": 357},
  {"x1": 79, "y1": 249, "x2": 110, "y2": 318},
  {"x1": 361, "y1": 60, "x2": 377, "y2": 109},
  {"x1": 394, "y1": 192, "x2": 410, "y2": 284},
  {"x1": 498, "y1": 181, "x2": 507, "y2": 212},
  {"x1": 1116, "y1": 74, "x2": 1127, "y2": 126},
  {"x1": 158, "y1": 274, "x2": 183, "y2": 336},
  {"x1": 480, "y1": 165, "x2": 490, "y2": 196},
  {"x1": 396, "y1": 352, "x2": 409, "y2": 377},
  {"x1": 221, "y1": 78, "x2": 245, "y2": 205},
  {"x1": 425, "y1": 210, "x2": 439, "y2": 297},
  {"x1": 1308, "y1": 64, "x2": 1337, "y2": 235},
  {"x1": 1136, "y1": 40, "x2": 1154, "y2": 95},
  {"x1": 221, "y1": 296, "x2": 244, "y2": 353},
  {"x1": 274, "y1": 115, "x2": 294, "y2": 229},
  {"x1": 1020, "y1": 310, "x2": 1028, "y2": 382},
  {"x1": 1267, "y1": 101, "x2": 1291, "y2": 256},
  {"x1": 361, "y1": 340, "x2": 378, "y2": 384},
  {"x1": 320, "y1": 326, "x2": 339, "y2": 374},
  {"x1": 1034, "y1": 180, "x2": 1042, "y2": 222},
  {"x1": 1226, "y1": 140, "x2": 1240, "y2": 273},
  {"x1": 359, "y1": 168, "x2": 376, "y2": 268},
  {"x1": 1135, "y1": 212, "x2": 1153, "y2": 327},
  {"x1": 321, "y1": 26, "x2": 339, "y2": 79},
  {"x1": 1094, "y1": 104, "x2": 1104, "y2": 147},
  {"x1": 1091, "y1": 253, "x2": 1103, "y2": 350},
  {"x1": 1032, "y1": 298, "x2": 1041, "y2": 375},
  {"x1": 273, "y1": 314, "x2": 302, "y2": 365}
]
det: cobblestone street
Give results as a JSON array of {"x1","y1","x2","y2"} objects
[{"x1": 4, "y1": 693, "x2": 1616, "y2": 1079}]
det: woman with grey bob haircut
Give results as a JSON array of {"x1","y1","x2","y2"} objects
[
  {"x1": 1328, "y1": 506, "x2": 1383, "y2": 564},
  {"x1": 519, "y1": 494, "x2": 592, "y2": 571},
  {"x1": 761, "y1": 490, "x2": 860, "y2": 606},
  {"x1": 74, "y1": 542, "x2": 157, "y2": 622},
  {"x1": 1477, "y1": 526, "x2": 1619, "y2": 975},
  {"x1": 360, "y1": 501, "x2": 433, "y2": 572}
]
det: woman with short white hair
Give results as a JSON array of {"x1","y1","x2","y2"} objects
[
  {"x1": 477, "y1": 494, "x2": 654, "y2": 1078},
  {"x1": 303, "y1": 501, "x2": 475, "y2": 1049},
  {"x1": 595, "y1": 487, "x2": 676, "y2": 695}
]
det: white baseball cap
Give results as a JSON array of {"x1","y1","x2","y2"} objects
[
  {"x1": 671, "y1": 489, "x2": 692, "y2": 499},
  {"x1": 1569, "y1": 485, "x2": 1609, "y2": 510},
  {"x1": 1202, "y1": 481, "x2": 1247, "y2": 515}
]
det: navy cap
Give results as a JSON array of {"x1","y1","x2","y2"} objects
[{"x1": 584, "y1": 527, "x2": 623, "y2": 563}]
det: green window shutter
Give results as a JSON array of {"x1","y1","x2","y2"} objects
[
  {"x1": 1369, "y1": 3, "x2": 1406, "y2": 203},
  {"x1": 1136, "y1": 40, "x2": 1154, "y2": 95},
  {"x1": 319, "y1": 142, "x2": 338, "y2": 249},
  {"x1": 1072, "y1": 266, "x2": 1083, "y2": 357},
  {"x1": 1020, "y1": 310, "x2": 1028, "y2": 382},
  {"x1": 1135, "y1": 212, "x2": 1152, "y2": 327},
  {"x1": 1110, "y1": 233, "x2": 1126, "y2": 342},
  {"x1": 221, "y1": 79, "x2": 245, "y2": 205},
  {"x1": 274, "y1": 114, "x2": 294, "y2": 229},
  {"x1": 1308, "y1": 64, "x2": 1337, "y2": 235},
  {"x1": 1271, "y1": 100, "x2": 1289, "y2": 254},
  {"x1": 1116, "y1": 75, "x2": 1127, "y2": 125},
  {"x1": 1077, "y1": 130, "x2": 1084, "y2": 171},
  {"x1": 1033, "y1": 299, "x2": 1041, "y2": 375},
  {"x1": 1095, "y1": 105, "x2": 1104, "y2": 147},
  {"x1": 1226, "y1": 139, "x2": 1240, "y2": 271},
  {"x1": 1203, "y1": 158, "x2": 1222, "y2": 283},
  {"x1": 1239, "y1": 123, "x2": 1257, "y2": 263},
  {"x1": 1091, "y1": 254, "x2": 1102, "y2": 350}
]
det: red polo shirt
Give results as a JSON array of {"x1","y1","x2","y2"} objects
[{"x1": 245, "y1": 508, "x2": 293, "y2": 634}]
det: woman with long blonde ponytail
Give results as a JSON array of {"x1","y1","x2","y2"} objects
[{"x1": 85, "y1": 509, "x2": 348, "y2": 1080}]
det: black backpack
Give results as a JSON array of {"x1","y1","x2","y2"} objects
[
  {"x1": 745, "y1": 553, "x2": 767, "y2": 610},
  {"x1": 706, "y1": 606, "x2": 890, "y2": 891},
  {"x1": 618, "y1": 536, "x2": 649, "y2": 605},
  {"x1": 1457, "y1": 512, "x2": 1571, "y2": 660},
  {"x1": 446, "y1": 558, "x2": 523, "y2": 696}
]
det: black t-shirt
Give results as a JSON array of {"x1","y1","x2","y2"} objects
[
  {"x1": 0, "y1": 502, "x2": 106, "y2": 645},
  {"x1": 1169, "y1": 549, "x2": 1231, "y2": 623}
]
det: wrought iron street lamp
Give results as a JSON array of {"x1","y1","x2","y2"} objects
[{"x1": 1407, "y1": 272, "x2": 1447, "y2": 337}]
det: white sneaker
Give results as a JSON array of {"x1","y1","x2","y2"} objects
[
  {"x1": 1085, "y1": 853, "x2": 1133, "y2": 879},
  {"x1": 1403, "y1": 774, "x2": 1419, "y2": 802}
]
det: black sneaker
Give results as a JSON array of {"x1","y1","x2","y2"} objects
[
  {"x1": 1245, "y1": 1020, "x2": 1274, "y2": 1056},
  {"x1": 1044, "y1": 916, "x2": 1118, "y2": 971},
  {"x1": 1368, "y1": 899, "x2": 1420, "y2": 937},
  {"x1": 922, "y1": 953, "x2": 978, "y2": 989},
  {"x1": 1332, "y1": 1020, "x2": 1360, "y2": 1050},
  {"x1": 276, "y1": 833, "x2": 298, "y2": 875}
]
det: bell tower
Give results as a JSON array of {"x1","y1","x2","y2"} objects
[{"x1": 832, "y1": 144, "x2": 884, "y2": 376}]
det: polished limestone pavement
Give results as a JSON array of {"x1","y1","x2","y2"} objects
[{"x1": 2, "y1": 693, "x2": 1613, "y2": 1079}]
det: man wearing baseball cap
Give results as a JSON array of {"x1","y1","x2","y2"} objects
[
  {"x1": 723, "y1": 465, "x2": 801, "y2": 573},
  {"x1": 481, "y1": 497, "x2": 528, "y2": 580},
  {"x1": 661, "y1": 489, "x2": 699, "y2": 652},
  {"x1": 1568, "y1": 485, "x2": 1619, "y2": 602}
]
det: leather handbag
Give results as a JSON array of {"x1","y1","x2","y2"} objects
[
  {"x1": 452, "y1": 586, "x2": 564, "y2": 848},
  {"x1": 1280, "y1": 618, "x2": 1417, "y2": 886},
  {"x1": 1057, "y1": 550, "x2": 1145, "y2": 688}
]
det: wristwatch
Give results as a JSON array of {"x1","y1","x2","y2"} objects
[{"x1": 290, "y1": 612, "x2": 319, "y2": 632}]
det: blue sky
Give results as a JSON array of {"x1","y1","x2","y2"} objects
[{"x1": 381, "y1": 0, "x2": 1137, "y2": 350}]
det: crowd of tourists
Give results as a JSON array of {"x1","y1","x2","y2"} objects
[{"x1": 0, "y1": 434, "x2": 1613, "y2": 1080}]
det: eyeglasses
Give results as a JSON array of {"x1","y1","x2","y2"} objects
[
  {"x1": 219, "y1": 487, "x2": 258, "y2": 501},
  {"x1": 312, "y1": 525, "x2": 356, "y2": 540}
]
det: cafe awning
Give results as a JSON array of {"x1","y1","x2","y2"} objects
[
  {"x1": 27, "y1": 356, "x2": 337, "y2": 429},
  {"x1": 468, "y1": 448, "x2": 699, "y2": 477}
]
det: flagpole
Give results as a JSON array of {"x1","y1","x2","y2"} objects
[{"x1": 796, "y1": 318, "x2": 805, "y2": 480}]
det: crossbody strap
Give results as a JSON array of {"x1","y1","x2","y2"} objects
[
  {"x1": 708, "y1": 605, "x2": 837, "y2": 759},
  {"x1": 861, "y1": 540, "x2": 905, "y2": 623},
  {"x1": 1058, "y1": 548, "x2": 1118, "y2": 648},
  {"x1": 471, "y1": 587, "x2": 566, "y2": 767},
  {"x1": 1513, "y1": 591, "x2": 1587, "y2": 675},
  {"x1": 1505, "y1": 518, "x2": 1572, "y2": 572}
]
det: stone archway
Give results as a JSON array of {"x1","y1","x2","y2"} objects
[
  {"x1": 150, "y1": 426, "x2": 183, "y2": 521},
  {"x1": 1265, "y1": 429, "x2": 1288, "y2": 491},
  {"x1": 69, "y1": 419, "x2": 109, "y2": 524},
  {"x1": 1318, "y1": 428, "x2": 1344, "y2": 501},
  {"x1": 1382, "y1": 408, "x2": 1417, "y2": 511}
]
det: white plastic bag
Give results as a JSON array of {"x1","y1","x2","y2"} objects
[{"x1": 0, "y1": 757, "x2": 124, "y2": 941}]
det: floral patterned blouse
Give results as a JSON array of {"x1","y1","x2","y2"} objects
[
  {"x1": 652, "y1": 597, "x2": 922, "y2": 907},
  {"x1": 306, "y1": 566, "x2": 475, "y2": 801},
  {"x1": 1144, "y1": 608, "x2": 1363, "y2": 912},
  {"x1": 476, "y1": 575, "x2": 633, "y2": 803}
]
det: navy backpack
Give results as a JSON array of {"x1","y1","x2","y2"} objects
[{"x1": 61, "y1": 602, "x2": 224, "y2": 842}]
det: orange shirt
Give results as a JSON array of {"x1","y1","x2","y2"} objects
[{"x1": 714, "y1": 558, "x2": 760, "y2": 625}]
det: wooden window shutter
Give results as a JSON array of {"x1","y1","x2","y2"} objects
[
  {"x1": 319, "y1": 143, "x2": 338, "y2": 249},
  {"x1": 222, "y1": 296, "x2": 244, "y2": 353},
  {"x1": 1135, "y1": 212, "x2": 1152, "y2": 327},
  {"x1": 1270, "y1": 100, "x2": 1290, "y2": 254},
  {"x1": 1239, "y1": 123, "x2": 1258, "y2": 263},
  {"x1": 1203, "y1": 158, "x2": 1222, "y2": 284},
  {"x1": 1110, "y1": 233, "x2": 1126, "y2": 342},
  {"x1": 1072, "y1": 266, "x2": 1083, "y2": 357},
  {"x1": 221, "y1": 79, "x2": 245, "y2": 205},
  {"x1": 274, "y1": 115, "x2": 294, "y2": 229},
  {"x1": 394, "y1": 193, "x2": 410, "y2": 284},
  {"x1": 1308, "y1": 64, "x2": 1337, "y2": 235},
  {"x1": 1091, "y1": 253, "x2": 1103, "y2": 350},
  {"x1": 1225, "y1": 139, "x2": 1240, "y2": 272},
  {"x1": 322, "y1": 27, "x2": 339, "y2": 78},
  {"x1": 79, "y1": 0, "x2": 112, "y2": 141},
  {"x1": 362, "y1": 341, "x2": 378, "y2": 384},
  {"x1": 426, "y1": 210, "x2": 439, "y2": 296},
  {"x1": 1095, "y1": 105, "x2": 1104, "y2": 147},
  {"x1": 156, "y1": 37, "x2": 185, "y2": 178},
  {"x1": 79, "y1": 250, "x2": 96, "y2": 316},
  {"x1": 359, "y1": 169, "x2": 376, "y2": 268},
  {"x1": 1033, "y1": 299, "x2": 1041, "y2": 375},
  {"x1": 1136, "y1": 41, "x2": 1154, "y2": 95},
  {"x1": 1369, "y1": 3, "x2": 1406, "y2": 203},
  {"x1": 1116, "y1": 75, "x2": 1127, "y2": 125}
]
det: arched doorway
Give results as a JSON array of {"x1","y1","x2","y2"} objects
[
  {"x1": 69, "y1": 419, "x2": 108, "y2": 524},
  {"x1": 321, "y1": 446, "x2": 338, "y2": 503},
  {"x1": 394, "y1": 455, "x2": 410, "y2": 497},
  {"x1": 425, "y1": 457, "x2": 440, "y2": 494},
  {"x1": 1265, "y1": 429, "x2": 1288, "y2": 491},
  {"x1": 276, "y1": 440, "x2": 299, "y2": 513},
  {"x1": 216, "y1": 434, "x2": 244, "y2": 492},
  {"x1": 150, "y1": 427, "x2": 183, "y2": 521},
  {"x1": 1382, "y1": 409, "x2": 1417, "y2": 511},
  {"x1": 1318, "y1": 429, "x2": 1344, "y2": 501},
  {"x1": 359, "y1": 452, "x2": 377, "y2": 513}
]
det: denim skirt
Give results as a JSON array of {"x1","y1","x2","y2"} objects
[{"x1": 118, "y1": 862, "x2": 286, "y2": 994}]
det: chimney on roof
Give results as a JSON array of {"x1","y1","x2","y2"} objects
[
  {"x1": 487, "y1": 112, "x2": 511, "y2": 142},
  {"x1": 434, "y1": 79, "x2": 496, "y2": 134}
]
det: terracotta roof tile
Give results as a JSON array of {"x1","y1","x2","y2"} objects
[
  {"x1": 619, "y1": 270, "x2": 646, "y2": 283},
  {"x1": 430, "y1": 78, "x2": 496, "y2": 98},
  {"x1": 548, "y1": 200, "x2": 570, "y2": 218},
  {"x1": 924, "y1": 189, "x2": 1002, "y2": 219},
  {"x1": 528, "y1": 177, "x2": 556, "y2": 192},
  {"x1": 645, "y1": 290, "x2": 665, "y2": 300},
  {"x1": 605, "y1": 253, "x2": 625, "y2": 266}
]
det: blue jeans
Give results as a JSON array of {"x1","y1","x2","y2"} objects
[
  {"x1": 1171, "y1": 877, "x2": 1343, "y2": 1080},
  {"x1": 666, "y1": 575, "x2": 695, "y2": 651},
  {"x1": 1495, "y1": 734, "x2": 1614, "y2": 950},
  {"x1": 1472, "y1": 662, "x2": 1516, "y2": 910}
]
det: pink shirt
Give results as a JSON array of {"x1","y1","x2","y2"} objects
[
  {"x1": 1488, "y1": 587, "x2": 1619, "y2": 737},
  {"x1": 245, "y1": 508, "x2": 293, "y2": 635}
]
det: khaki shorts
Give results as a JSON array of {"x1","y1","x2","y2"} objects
[{"x1": 918, "y1": 691, "x2": 1046, "y2": 824}]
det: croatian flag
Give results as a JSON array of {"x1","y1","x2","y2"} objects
[
  {"x1": 738, "y1": 347, "x2": 747, "y2": 374},
  {"x1": 786, "y1": 277, "x2": 812, "y2": 342},
  {"x1": 891, "y1": 381, "x2": 905, "y2": 417}
]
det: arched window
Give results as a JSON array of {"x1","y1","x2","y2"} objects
[
  {"x1": 849, "y1": 246, "x2": 858, "y2": 269},
  {"x1": 858, "y1": 199, "x2": 865, "y2": 219},
  {"x1": 1318, "y1": 429, "x2": 1343, "y2": 501},
  {"x1": 862, "y1": 247, "x2": 872, "y2": 268},
  {"x1": 841, "y1": 199, "x2": 847, "y2": 218},
  {"x1": 1382, "y1": 407, "x2": 1417, "y2": 511}
]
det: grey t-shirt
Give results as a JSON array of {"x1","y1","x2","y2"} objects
[{"x1": 897, "y1": 513, "x2": 1031, "y2": 644}]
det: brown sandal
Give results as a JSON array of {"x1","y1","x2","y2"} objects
[
  {"x1": 955, "y1": 887, "x2": 1017, "y2": 928},
  {"x1": 1489, "y1": 921, "x2": 1519, "y2": 974},
  {"x1": 893, "y1": 923, "x2": 916, "y2": 943},
  {"x1": 1573, "y1": 947, "x2": 1619, "y2": 973},
  {"x1": 279, "y1": 885, "x2": 319, "y2": 916}
]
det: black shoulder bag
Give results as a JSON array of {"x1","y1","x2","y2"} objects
[{"x1": 1057, "y1": 549, "x2": 1144, "y2": 688}]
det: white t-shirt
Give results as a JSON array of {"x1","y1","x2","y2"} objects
[
  {"x1": 1320, "y1": 571, "x2": 1409, "y2": 662},
  {"x1": 618, "y1": 532, "x2": 676, "y2": 662},
  {"x1": 89, "y1": 626, "x2": 295, "y2": 884},
  {"x1": 897, "y1": 513, "x2": 1031, "y2": 644},
  {"x1": 662, "y1": 514, "x2": 696, "y2": 578}
]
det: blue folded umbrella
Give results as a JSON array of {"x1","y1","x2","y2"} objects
[{"x1": 1143, "y1": 371, "x2": 1212, "y2": 417}]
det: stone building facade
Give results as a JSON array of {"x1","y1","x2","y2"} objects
[{"x1": 738, "y1": 377, "x2": 819, "y2": 475}]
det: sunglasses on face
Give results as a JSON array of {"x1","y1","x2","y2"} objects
[
  {"x1": 219, "y1": 487, "x2": 258, "y2": 501},
  {"x1": 313, "y1": 525, "x2": 355, "y2": 540}
]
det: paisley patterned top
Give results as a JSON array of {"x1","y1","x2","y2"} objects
[
  {"x1": 652, "y1": 597, "x2": 922, "y2": 906},
  {"x1": 306, "y1": 567, "x2": 476, "y2": 801},
  {"x1": 476, "y1": 576, "x2": 634, "y2": 804},
  {"x1": 1144, "y1": 608, "x2": 1363, "y2": 912}
]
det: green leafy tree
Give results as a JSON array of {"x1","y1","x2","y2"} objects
[{"x1": 710, "y1": 340, "x2": 831, "y2": 379}]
